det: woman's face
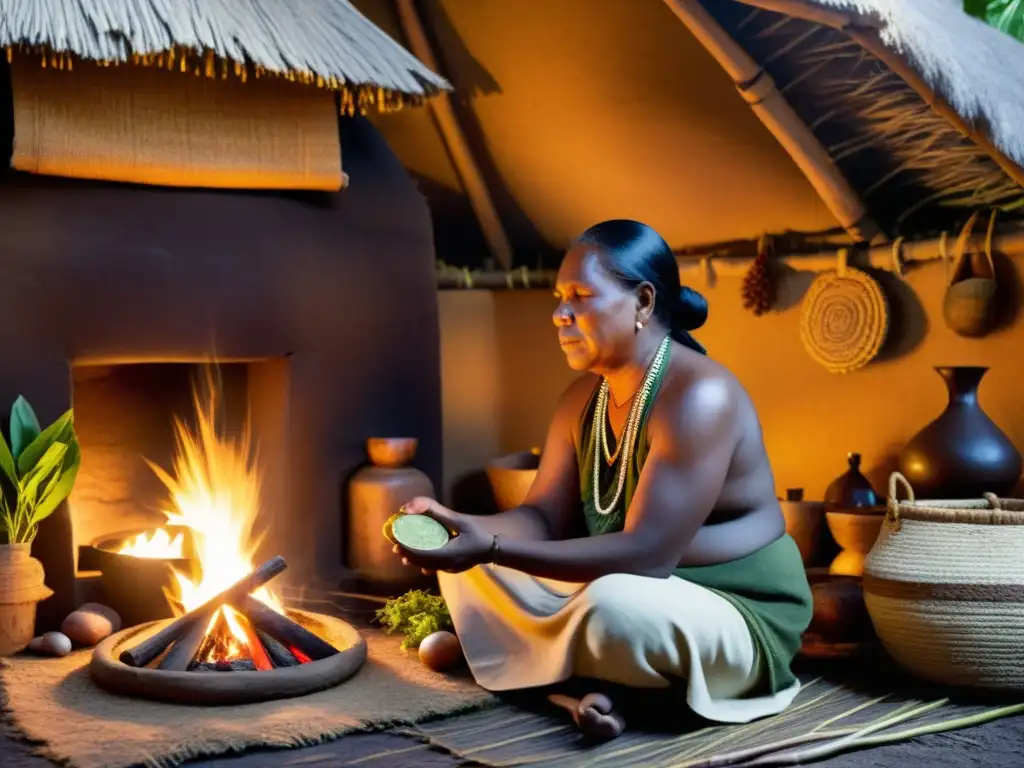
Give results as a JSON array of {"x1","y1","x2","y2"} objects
[{"x1": 552, "y1": 245, "x2": 647, "y2": 372}]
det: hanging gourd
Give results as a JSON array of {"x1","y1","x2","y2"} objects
[{"x1": 943, "y1": 210, "x2": 999, "y2": 338}]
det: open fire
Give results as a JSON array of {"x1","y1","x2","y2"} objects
[{"x1": 111, "y1": 374, "x2": 317, "y2": 671}]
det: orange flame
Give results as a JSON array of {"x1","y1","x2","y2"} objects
[{"x1": 121, "y1": 370, "x2": 283, "y2": 661}]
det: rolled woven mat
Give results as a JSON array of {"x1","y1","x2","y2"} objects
[
  {"x1": 800, "y1": 248, "x2": 888, "y2": 374},
  {"x1": 864, "y1": 472, "x2": 1024, "y2": 690}
]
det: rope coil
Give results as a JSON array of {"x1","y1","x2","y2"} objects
[{"x1": 799, "y1": 249, "x2": 888, "y2": 374}]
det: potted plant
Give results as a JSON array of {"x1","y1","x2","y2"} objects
[{"x1": 0, "y1": 396, "x2": 81, "y2": 656}]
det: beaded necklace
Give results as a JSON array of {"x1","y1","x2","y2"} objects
[{"x1": 591, "y1": 335, "x2": 671, "y2": 516}]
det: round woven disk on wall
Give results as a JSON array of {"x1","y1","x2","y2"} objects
[{"x1": 800, "y1": 266, "x2": 888, "y2": 374}]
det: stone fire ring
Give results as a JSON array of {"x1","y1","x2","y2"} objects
[{"x1": 90, "y1": 609, "x2": 367, "y2": 706}]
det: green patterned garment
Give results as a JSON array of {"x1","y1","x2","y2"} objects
[{"x1": 576, "y1": 372, "x2": 813, "y2": 695}]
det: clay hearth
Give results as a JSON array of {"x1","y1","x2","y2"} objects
[
  {"x1": 0, "y1": 115, "x2": 443, "y2": 631},
  {"x1": 91, "y1": 610, "x2": 367, "y2": 705},
  {"x1": 89, "y1": 557, "x2": 367, "y2": 705},
  {"x1": 77, "y1": 529, "x2": 194, "y2": 627}
]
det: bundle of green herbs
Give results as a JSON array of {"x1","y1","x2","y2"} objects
[{"x1": 374, "y1": 589, "x2": 453, "y2": 649}]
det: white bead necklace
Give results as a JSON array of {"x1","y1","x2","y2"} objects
[{"x1": 591, "y1": 336, "x2": 670, "y2": 516}]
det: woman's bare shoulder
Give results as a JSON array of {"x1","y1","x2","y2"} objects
[{"x1": 654, "y1": 348, "x2": 748, "y2": 437}]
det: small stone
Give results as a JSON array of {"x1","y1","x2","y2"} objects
[
  {"x1": 27, "y1": 631, "x2": 72, "y2": 657},
  {"x1": 418, "y1": 630, "x2": 463, "y2": 672},
  {"x1": 61, "y1": 602, "x2": 121, "y2": 646}
]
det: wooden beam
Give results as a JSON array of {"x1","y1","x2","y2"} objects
[
  {"x1": 738, "y1": 0, "x2": 1024, "y2": 190},
  {"x1": 394, "y1": 0, "x2": 514, "y2": 270},
  {"x1": 661, "y1": 0, "x2": 880, "y2": 244}
]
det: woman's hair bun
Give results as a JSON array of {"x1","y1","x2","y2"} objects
[{"x1": 677, "y1": 286, "x2": 708, "y2": 331}]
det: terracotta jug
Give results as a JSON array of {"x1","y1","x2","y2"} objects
[
  {"x1": 898, "y1": 367, "x2": 1021, "y2": 498},
  {"x1": 347, "y1": 438, "x2": 434, "y2": 589}
]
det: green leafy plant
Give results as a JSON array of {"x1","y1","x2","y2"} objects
[
  {"x1": 374, "y1": 589, "x2": 452, "y2": 649},
  {"x1": 0, "y1": 397, "x2": 81, "y2": 545},
  {"x1": 965, "y1": 1, "x2": 1024, "y2": 42}
]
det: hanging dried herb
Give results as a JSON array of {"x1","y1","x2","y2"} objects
[{"x1": 741, "y1": 235, "x2": 776, "y2": 316}]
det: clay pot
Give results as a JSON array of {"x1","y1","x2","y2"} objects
[
  {"x1": 485, "y1": 450, "x2": 540, "y2": 512},
  {"x1": 779, "y1": 500, "x2": 825, "y2": 565},
  {"x1": 824, "y1": 453, "x2": 879, "y2": 509},
  {"x1": 825, "y1": 510, "x2": 885, "y2": 577},
  {"x1": 347, "y1": 438, "x2": 434, "y2": 588},
  {"x1": 366, "y1": 437, "x2": 418, "y2": 469},
  {"x1": 808, "y1": 576, "x2": 871, "y2": 640},
  {"x1": 898, "y1": 367, "x2": 1022, "y2": 498},
  {"x1": 0, "y1": 543, "x2": 54, "y2": 656}
]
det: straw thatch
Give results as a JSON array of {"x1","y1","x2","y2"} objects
[
  {"x1": 804, "y1": 0, "x2": 1024, "y2": 167},
  {"x1": 704, "y1": 1, "x2": 1024, "y2": 235},
  {"x1": 0, "y1": 0, "x2": 450, "y2": 114}
]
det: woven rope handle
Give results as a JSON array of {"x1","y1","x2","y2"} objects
[
  {"x1": 887, "y1": 472, "x2": 915, "y2": 531},
  {"x1": 948, "y1": 210, "x2": 980, "y2": 287},
  {"x1": 983, "y1": 492, "x2": 1003, "y2": 510},
  {"x1": 984, "y1": 209, "x2": 998, "y2": 276}
]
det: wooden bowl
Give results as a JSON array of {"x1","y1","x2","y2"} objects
[
  {"x1": 485, "y1": 450, "x2": 541, "y2": 512},
  {"x1": 780, "y1": 501, "x2": 825, "y2": 565},
  {"x1": 826, "y1": 508, "x2": 886, "y2": 576},
  {"x1": 89, "y1": 609, "x2": 367, "y2": 705},
  {"x1": 367, "y1": 437, "x2": 418, "y2": 468}
]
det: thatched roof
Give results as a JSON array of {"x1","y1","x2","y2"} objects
[
  {"x1": 363, "y1": 0, "x2": 1024, "y2": 270},
  {"x1": 705, "y1": 0, "x2": 1024, "y2": 236},
  {"x1": 0, "y1": 0, "x2": 450, "y2": 113},
  {"x1": 806, "y1": 0, "x2": 1024, "y2": 167}
]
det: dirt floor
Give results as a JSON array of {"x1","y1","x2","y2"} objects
[{"x1": 3, "y1": 593, "x2": 1022, "y2": 768}]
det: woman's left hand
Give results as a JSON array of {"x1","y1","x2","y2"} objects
[{"x1": 392, "y1": 497, "x2": 494, "y2": 574}]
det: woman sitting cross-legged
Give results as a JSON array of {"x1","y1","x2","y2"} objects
[{"x1": 393, "y1": 219, "x2": 813, "y2": 741}]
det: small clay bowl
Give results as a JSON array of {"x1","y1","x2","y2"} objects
[
  {"x1": 367, "y1": 437, "x2": 418, "y2": 468},
  {"x1": 485, "y1": 449, "x2": 541, "y2": 512},
  {"x1": 825, "y1": 507, "x2": 886, "y2": 576}
]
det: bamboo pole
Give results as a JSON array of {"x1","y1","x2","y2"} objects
[
  {"x1": 738, "y1": 0, "x2": 1024, "y2": 190},
  {"x1": 660, "y1": 0, "x2": 880, "y2": 244},
  {"x1": 677, "y1": 225, "x2": 1024, "y2": 277},
  {"x1": 394, "y1": 0, "x2": 514, "y2": 271},
  {"x1": 434, "y1": 226, "x2": 1024, "y2": 288}
]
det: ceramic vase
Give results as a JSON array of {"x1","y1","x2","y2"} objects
[
  {"x1": 898, "y1": 366, "x2": 1022, "y2": 498},
  {"x1": 347, "y1": 438, "x2": 434, "y2": 590}
]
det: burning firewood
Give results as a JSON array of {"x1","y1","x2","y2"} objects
[
  {"x1": 119, "y1": 555, "x2": 288, "y2": 668},
  {"x1": 255, "y1": 629, "x2": 299, "y2": 668},
  {"x1": 234, "y1": 594, "x2": 340, "y2": 662}
]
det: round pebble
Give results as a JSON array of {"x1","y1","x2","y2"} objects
[
  {"x1": 61, "y1": 602, "x2": 121, "y2": 646},
  {"x1": 27, "y1": 631, "x2": 72, "y2": 657}
]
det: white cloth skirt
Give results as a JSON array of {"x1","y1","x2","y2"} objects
[{"x1": 437, "y1": 565, "x2": 801, "y2": 723}]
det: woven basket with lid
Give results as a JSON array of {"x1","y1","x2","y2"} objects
[{"x1": 863, "y1": 472, "x2": 1024, "y2": 690}]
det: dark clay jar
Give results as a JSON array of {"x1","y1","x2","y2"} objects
[{"x1": 899, "y1": 366, "x2": 1022, "y2": 499}]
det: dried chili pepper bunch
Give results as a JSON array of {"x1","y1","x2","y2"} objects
[{"x1": 741, "y1": 235, "x2": 776, "y2": 316}]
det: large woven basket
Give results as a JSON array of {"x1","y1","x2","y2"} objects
[
  {"x1": 863, "y1": 472, "x2": 1024, "y2": 690},
  {"x1": 799, "y1": 249, "x2": 888, "y2": 374}
]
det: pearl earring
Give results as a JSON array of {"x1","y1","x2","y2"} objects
[{"x1": 635, "y1": 321, "x2": 643, "y2": 331}]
